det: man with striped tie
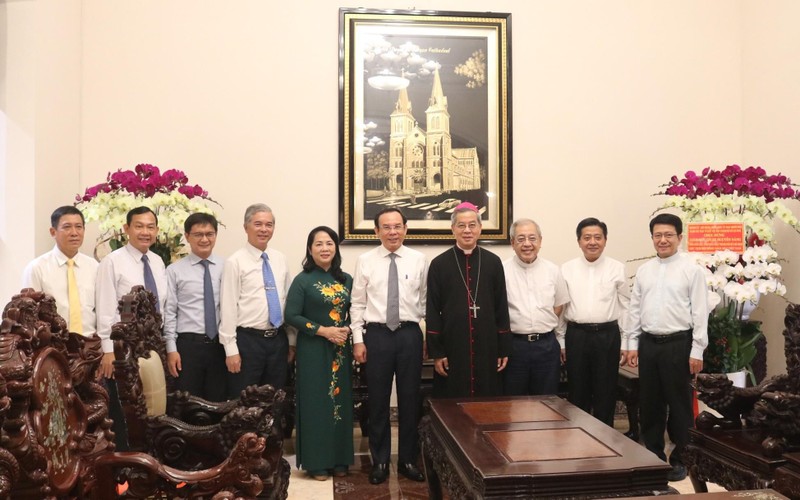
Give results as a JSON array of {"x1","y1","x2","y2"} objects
[
  {"x1": 22, "y1": 205, "x2": 98, "y2": 337},
  {"x1": 220, "y1": 203, "x2": 296, "y2": 399},
  {"x1": 96, "y1": 205, "x2": 167, "y2": 450},
  {"x1": 164, "y1": 213, "x2": 226, "y2": 401}
]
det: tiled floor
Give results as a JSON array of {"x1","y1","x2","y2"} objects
[{"x1": 284, "y1": 418, "x2": 725, "y2": 499}]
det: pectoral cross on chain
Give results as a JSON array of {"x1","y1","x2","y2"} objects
[{"x1": 469, "y1": 302, "x2": 480, "y2": 319}]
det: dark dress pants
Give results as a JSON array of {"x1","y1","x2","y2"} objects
[
  {"x1": 105, "y1": 378, "x2": 129, "y2": 451},
  {"x1": 175, "y1": 333, "x2": 228, "y2": 402},
  {"x1": 565, "y1": 322, "x2": 621, "y2": 426},
  {"x1": 638, "y1": 332, "x2": 693, "y2": 465},
  {"x1": 363, "y1": 322, "x2": 423, "y2": 465},
  {"x1": 504, "y1": 332, "x2": 560, "y2": 396},
  {"x1": 227, "y1": 327, "x2": 289, "y2": 400}
]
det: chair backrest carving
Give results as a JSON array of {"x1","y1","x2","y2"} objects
[
  {"x1": 111, "y1": 286, "x2": 171, "y2": 449},
  {"x1": 696, "y1": 303, "x2": 800, "y2": 456},
  {"x1": 0, "y1": 289, "x2": 114, "y2": 498}
]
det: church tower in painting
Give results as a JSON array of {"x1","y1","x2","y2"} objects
[{"x1": 387, "y1": 69, "x2": 480, "y2": 193}]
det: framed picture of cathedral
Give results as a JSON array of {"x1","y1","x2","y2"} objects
[{"x1": 339, "y1": 8, "x2": 512, "y2": 243}]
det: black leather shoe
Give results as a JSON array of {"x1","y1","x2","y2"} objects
[
  {"x1": 667, "y1": 463, "x2": 687, "y2": 482},
  {"x1": 398, "y1": 462, "x2": 425, "y2": 482},
  {"x1": 369, "y1": 463, "x2": 389, "y2": 485}
]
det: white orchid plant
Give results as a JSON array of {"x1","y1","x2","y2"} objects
[{"x1": 76, "y1": 164, "x2": 221, "y2": 266}]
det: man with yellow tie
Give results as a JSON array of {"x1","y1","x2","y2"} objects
[{"x1": 22, "y1": 205, "x2": 98, "y2": 336}]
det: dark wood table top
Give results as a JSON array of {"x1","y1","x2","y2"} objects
[{"x1": 423, "y1": 395, "x2": 670, "y2": 498}]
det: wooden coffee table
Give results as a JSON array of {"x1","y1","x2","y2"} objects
[{"x1": 419, "y1": 395, "x2": 671, "y2": 499}]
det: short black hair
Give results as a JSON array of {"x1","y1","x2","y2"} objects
[
  {"x1": 576, "y1": 217, "x2": 608, "y2": 239},
  {"x1": 649, "y1": 213, "x2": 683, "y2": 235},
  {"x1": 184, "y1": 213, "x2": 218, "y2": 233},
  {"x1": 51, "y1": 206, "x2": 85, "y2": 228},
  {"x1": 374, "y1": 207, "x2": 407, "y2": 228},
  {"x1": 126, "y1": 206, "x2": 158, "y2": 226}
]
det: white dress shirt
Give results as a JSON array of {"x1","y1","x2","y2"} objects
[
  {"x1": 557, "y1": 255, "x2": 630, "y2": 348},
  {"x1": 626, "y1": 252, "x2": 709, "y2": 360},
  {"x1": 503, "y1": 255, "x2": 569, "y2": 334},
  {"x1": 218, "y1": 243, "x2": 295, "y2": 357},
  {"x1": 22, "y1": 245, "x2": 99, "y2": 336},
  {"x1": 163, "y1": 253, "x2": 224, "y2": 353},
  {"x1": 96, "y1": 244, "x2": 167, "y2": 353},
  {"x1": 350, "y1": 244, "x2": 428, "y2": 344}
]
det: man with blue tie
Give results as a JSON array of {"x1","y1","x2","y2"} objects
[
  {"x1": 220, "y1": 203, "x2": 296, "y2": 399},
  {"x1": 164, "y1": 213, "x2": 226, "y2": 401},
  {"x1": 96, "y1": 205, "x2": 167, "y2": 449}
]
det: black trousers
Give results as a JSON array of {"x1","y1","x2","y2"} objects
[
  {"x1": 105, "y1": 378, "x2": 129, "y2": 451},
  {"x1": 565, "y1": 322, "x2": 621, "y2": 426},
  {"x1": 175, "y1": 333, "x2": 228, "y2": 402},
  {"x1": 504, "y1": 332, "x2": 560, "y2": 396},
  {"x1": 227, "y1": 327, "x2": 288, "y2": 399},
  {"x1": 638, "y1": 331, "x2": 693, "y2": 465},
  {"x1": 363, "y1": 322, "x2": 423, "y2": 464}
]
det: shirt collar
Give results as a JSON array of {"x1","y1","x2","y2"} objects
[
  {"x1": 124, "y1": 244, "x2": 148, "y2": 261},
  {"x1": 658, "y1": 252, "x2": 683, "y2": 264},
  {"x1": 513, "y1": 254, "x2": 537, "y2": 269},
  {"x1": 581, "y1": 255, "x2": 605, "y2": 266},
  {"x1": 454, "y1": 244, "x2": 477, "y2": 256},
  {"x1": 378, "y1": 244, "x2": 406, "y2": 258},
  {"x1": 188, "y1": 252, "x2": 218, "y2": 265},
  {"x1": 245, "y1": 242, "x2": 268, "y2": 259},
  {"x1": 52, "y1": 245, "x2": 72, "y2": 266}
]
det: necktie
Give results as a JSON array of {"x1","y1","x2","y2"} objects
[
  {"x1": 261, "y1": 252, "x2": 283, "y2": 327},
  {"x1": 66, "y1": 258, "x2": 82, "y2": 334},
  {"x1": 142, "y1": 254, "x2": 160, "y2": 312},
  {"x1": 200, "y1": 259, "x2": 218, "y2": 339},
  {"x1": 386, "y1": 253, "x2": 400, "y2": 331}
]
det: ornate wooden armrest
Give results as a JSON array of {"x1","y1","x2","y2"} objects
[
  {"x1": 167, "y1": 384, "x2": 286, "y2": 427},
  {"x1": 92, "y1": 432, "x2": 265, "y2": 499}
]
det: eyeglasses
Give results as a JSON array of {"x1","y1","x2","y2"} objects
[
  {"x1": 190, "y1": 232, "x2": 217, "y2": 240},
  {"x1": 514, "y1": 235, "x2": 539, "y2": 244},
  {"x1": 652, "y1": 232, "x2": 678, "y2": 240},
  {"x1": 455, "y1": 222, "x2": 479, "y2": 230},
  {"x1": 380, "y1": 224, "x2": 404, "y2": 232}
]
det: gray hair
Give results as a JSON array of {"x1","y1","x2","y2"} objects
[
  {"x1": 509, "y1": 218, "x2": 541, "y2": 239},
  {"x1": 244, "y1": 203, "x2": 274, "y2": 225},
  {"x1": 450, "y1": 206, "x2": 482, "y2": 225}
]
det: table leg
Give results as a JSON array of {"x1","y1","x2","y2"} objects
[
  {"x1": 421, "y1": 440, "x2": 443, "y2": 500},
  {"x1": 689, "y1": 468, "x2": 709, "y2": 493}
]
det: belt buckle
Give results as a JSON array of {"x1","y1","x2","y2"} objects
[
  {"x1": 263, "y1": 328, "x2": 278, "y2": 338},
  {"x1": 526, "y1": 333, "x2": 541, "y2": 342}
]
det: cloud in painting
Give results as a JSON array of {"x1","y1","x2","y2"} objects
[{"x1": 454, "y1": 49, "x2": 486, "y2": 89}]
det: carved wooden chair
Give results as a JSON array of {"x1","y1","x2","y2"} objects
[
  {"x1": 685, "y1": 303, "x2": 800, "y2": 494},
  {"x1": 111, "y1": 286, "x2": 290, "y2": 499},
  {"x1": 0, "y1": 288, "x2": 265, "y2": 499}
]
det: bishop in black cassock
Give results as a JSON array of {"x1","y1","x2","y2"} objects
[{"x1": 426, "y1": 203, "x2": 511, "y2": 398}]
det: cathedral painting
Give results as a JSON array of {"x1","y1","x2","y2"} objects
[{"x1": 340, "y1": 10, "x2": 512, "y2": 242}]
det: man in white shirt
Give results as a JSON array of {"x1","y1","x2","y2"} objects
[
  {"x1": 623, "y1": 213, "x2": 708, "y2": 482},
  {"x1": 219, "y1": 203, "x2": 296, "y2": 399},
  {"x1": 22, "y1": 205, "x2": 98, "y2": 336},
  {"x1": 164, "y1": 213, "x2": 226, "y2": 401},
  {"x1": 558, "y1": 217, "x2": 629, "y2": 426},
  {"x1": 351, "y1": 208, "x2": 428, "y2": 485},
  {"x1": 503, "y1": 218, "x2": 569, "y2": 396},
  {"x1": 96, "y1": 206, "x2": 168, "y2": 450}
]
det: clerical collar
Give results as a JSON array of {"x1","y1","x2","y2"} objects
[
  {"x1": 513, "y1": 255, "x2": 537, "y2": 269},
  {"x1": 658, "y1": 252, "x2": 683, "y2": 264},
  {"x1": 455, "y1": 244, "x2": 477, "y2": 255},
  {"x1": 582, "y1": 255, "x2": 605, "y2": 266}
]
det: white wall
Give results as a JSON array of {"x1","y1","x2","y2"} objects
[
  {"x1": 4, "y1": 0, "x2": 799, "y2": 376},
  {"x1": 742, "y1": 0, "x2": 800, "y2": 374}
]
